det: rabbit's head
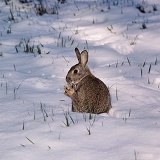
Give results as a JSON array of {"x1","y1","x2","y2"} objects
[{"x1": 66, "y1": 48, "x2": 91, "y2": 85}]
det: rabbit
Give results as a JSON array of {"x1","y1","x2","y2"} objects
[{"x1": 64, "y1": 48, "x2": 111, "y2": 114}]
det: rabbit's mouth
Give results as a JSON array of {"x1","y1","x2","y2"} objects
[
  {"x1": 66, "y1": 77, "x2": 77, "y2": 85},
  {"x1": 68, "y1": 82, "x2": 74, "y2": 86},
  {"x1": 70, "y1": 80, "x2": 81, "y2": 85},
  {"x1": 66, "y1": 75, "x2": 82, "y2": 85}
]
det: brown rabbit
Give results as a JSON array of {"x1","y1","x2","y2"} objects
[{"x1": 64, "y1": 48, "x2": 111, "y2": 114}]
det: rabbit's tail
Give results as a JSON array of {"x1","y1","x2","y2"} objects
[
  {"x1": 108, "y1": 108, "x2": 119, "y2": 117},
  {"x1": 108, "y1": 107, "x2": 131, "y2": 119}
]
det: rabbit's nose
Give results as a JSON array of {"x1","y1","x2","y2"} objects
[{"x1": 66, "y1": 76, "x2": 71, "y2": 83}]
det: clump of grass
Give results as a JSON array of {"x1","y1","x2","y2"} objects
[
  {"x1": 136, "y1": 4, "x2": 145, "y2": 13},
  {"x1": 19, "y1": 0, "x2": 34, "y2": 3},
  {"x1": 22, "y1": 120, "x2": 25, "y2": 130},
  {"x1": 58, "y1": 0, "x2": 67, "y2": 4},
  {"x1": 13, "y1": 64, "x2": 16, "y2": 71},
  {"x1": 86, "y1": 126, "x2": 91, "y2": 135},
  {"x1": 26, "y1": 136, "x2": 34, "y2": 144},
  {"x1": 40, "y1": 102, "x2": 48, "y2": 122},
  {"x1": 34, "y1": 0, "x2": 59, "y2": 15},
  {"x1": 136, "y1": 3, "x2": 158, "y2": 13},
  {"x1": 56, "y1": 33, "x2": 75, "y2": 48},
  {"x1": 148, "y1": 77, "x2": 150, "y2": 84},
  {"x1": 122, "y1": 109, "x2": 132, "y2": 123},
  {"x1": 107, "y1": 25, "x2": 116, "y2": 34},
  {"x1": 134, "y1": 150, "x2": 139, "y2": 160},
  {"x1": 130, "y1": 34, "x2": 139, "y2": 45},
  {"x1": 7, "y1": 25, "x2": 12, "y2": 34},
  {"x1": 116, "y1": 86, "x2": 118, "y2": 100},
  {"x1": 141, "y1": 22, "x2": 147, "y2": 29},
  {"x1": 63, "y1": 112, "x2": 70, "y2": 127},
  {"x1": 34, "y1": 109, "x2": 36, "y2": 120},
  {"x1": 148, "y1": 64, "x2": 151, "y2": 73},
  {"x1": 126, "y1": 56, "x2": 131, "y2": 66},
  {"x1": 9, "y1": 9, "x2": 15, "y2": 21},
  {"x1": 73, "y1": 0, "x2": 79, "y2": 11},
  {"x1": 153, "y1": 4, "x2": 158, "y2": 11},
  {"x1": 140, "y1": 68, "x2": 143, "y2": 78},
  {"x1": 4, "y1": 0, "x2": 10, "y2": 5},
  {"x1": 58, "y1": 131, "x2": 61, "y2": 139},
  {"x1": 155, "y1": 55, "x2": 158, "y2": 65},
  {"x1": 116, "y1": 60, "x2": 118, "y2": 67},
  {"x1": 19, "y1": 38, "x2": 35, "y2": 53},
  {"x1": 62, "y1": 111, "x2": 75, "y2": 127},
  {"x1": 143, "y1": 60, "x2": 146, "y2": 67},
  {"x1": 17, "y1": 38, "x2": 50, "y2": 55},
  {"x1": 89, "y1": 114, "x2": 96, "y2": 126}
]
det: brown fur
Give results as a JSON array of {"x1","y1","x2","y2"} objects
[{"x1": 64, "y1": 48, "x2": 111, "y2": 114}]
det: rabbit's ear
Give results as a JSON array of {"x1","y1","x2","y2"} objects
[
  {"x1": 75, "y1": 48, "x2": 81, "y2": 63},
  {"x1": 80, "y1": 50, "x2": 88, "y2": 66}
]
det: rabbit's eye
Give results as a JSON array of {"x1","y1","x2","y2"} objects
[{"x1": 74, "y1": 69, "x2": 78, "y2": 74}]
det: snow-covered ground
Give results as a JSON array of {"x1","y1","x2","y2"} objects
[{"x1": 0, "y1": 0, "x2": 160, "y2": 159}]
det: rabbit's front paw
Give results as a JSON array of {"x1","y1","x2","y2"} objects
[{"x1": 64, "y1": 84, "x2": 74, "y2": 97}]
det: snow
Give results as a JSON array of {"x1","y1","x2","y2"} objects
[{"x1": 0, "y1": 0, "x2": 160, "y2": 160}]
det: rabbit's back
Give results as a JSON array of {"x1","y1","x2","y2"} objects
[{"x1": 72, "y1": 75, "x2": 111, "y2": 114}]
